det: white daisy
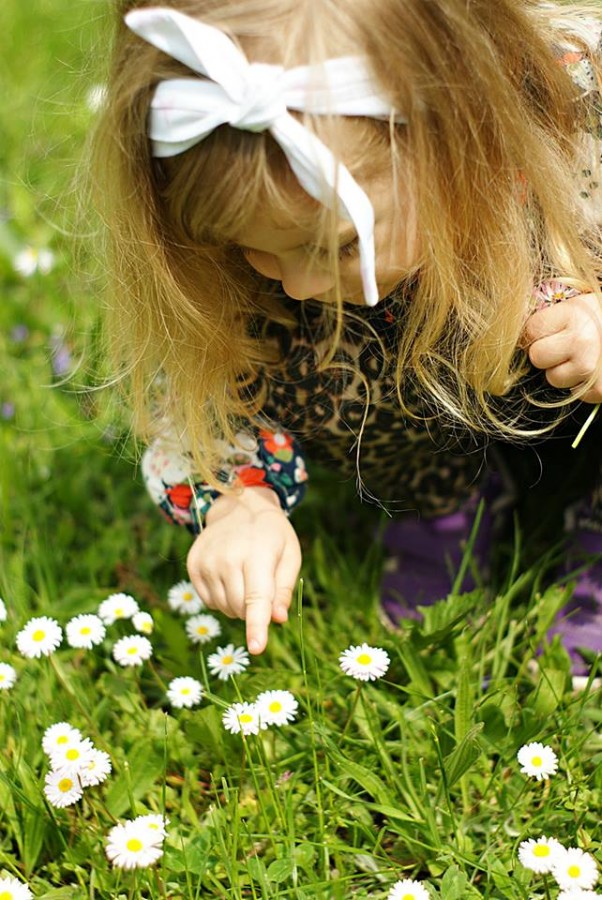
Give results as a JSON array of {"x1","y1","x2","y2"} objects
[
  {"x1": 0, "y1": 663, "x2": 17, "y2": 691},
  {"x1": 112, "y1": 635, "x2": 153, "y2": 667},
  {"x1": 207, "y1": 644, "x2": 250, "y2": 681},
  {"x1": 518, "y1": 836, "x2": 565, "y2": 874},
  {"x1": 185, "y1": 613, "x2": 221, "y2": 644},
  {"x1": 255, "y1": 690, "x2": 299, "y2": 728},
  {"x1": 167, "y1": 581, "x2": 204, "y2": 615},
  {"x1": 49, "y1": 737, "x2": 96, "y2": 774},
  {"x1": 43, "y1": 770, "x2": 84, "y2": 808},
  {"x1": 42, "y1": 722, "x2": 83, "y2": 756},
  {"x1": 166, "y1": 676, "x2": 204, "y2": 709},
  {"x1": 106, "y1": 820, "x2": 164, "y2": 869},
  {"x1": 98, "y1": 593, "x2": 139, "y2": 625},
  {"x1": 222, "y1": 702, "x2": 261, "y2": 736},
  {"x1": 517, "y1": 742, "x2": 559, "y2": 780},
  {"x1": 132, "y1": 813, "x2": 169, "y2": 843},
  {"x1": 132, "y1": 611, "x2": 154, "y2": 635},
  {"x1": 16, "y1": 616, "x2": 62, "y2": 658},
  {"x1": 387, "y1": 878, "x2": 431, "y2": 900},
  {"x1": 339, "y1": 642, "x2": 391, "y2": 682},
  {"x1": 0, "y1": 874, "x2": 33, "y2": 899},
  {"x1": 0, "y1": 598, "x2": 7, "y2": 622},
  {"x1": 78, "y1": 749, "x2": 112, "y2": 787},
  {"x1": 13, "y1": 246, "x2": 55, "y2": 278},
  {"x1": 65, "y1": 614, "x2": 106, "y2": 649},
  {"x1": 552, "y1": 848, "x2": 599, "y2": 891}
]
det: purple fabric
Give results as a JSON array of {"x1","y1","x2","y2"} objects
[{"x1": 380, "y1": 487, "x2": 494, "y2": 623}]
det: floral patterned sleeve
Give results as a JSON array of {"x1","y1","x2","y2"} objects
[{"x1": 141, "y1": 427, "x2": 308, "y2": 534}]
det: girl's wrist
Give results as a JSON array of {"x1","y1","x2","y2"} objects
[{"x1": 205, "y1": 485, "x2": 281, "y2": 525}]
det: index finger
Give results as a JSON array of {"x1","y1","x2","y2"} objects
[{"x1": 242, "y1": 560, "x2": 277, "y2": 655}]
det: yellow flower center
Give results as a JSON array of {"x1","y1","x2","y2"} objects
[
  {"x1": 239, "y1": 713, "x2": 253, "y2": 724},
  {"x1": 80, "y1": 627, "x2": 91, "y2": 635},
  {"x1": 356, "y1": 653, "x2": 372, "y2": 666},
  {"x1": 126, "y1": 838, "x2": 143, "y2": 852},
  {"x1": 181, "y1": 688, "x2": 190, "y2": 695},
  {"x1": 66, "y1": 749, "x2": 80, "y2": 761},
  {"x1": 197, "y1": 626, "x2": 208, "y2": 635},
  {"x1": 58, "y1": 778, "x2": 73, "y2": 792},
  {"x1": 531, "y1": 756, "x2": 542, "y2": 767},
  {"x1": 183, "y1": 592, "x2": 193, "y2": 602},
  {"x1": 402, "y1": 895, "x2": 414, "y2": 900},
  {"x1": 0, "y1": 891, "x2": 14, "y2": 900},
  {"x1": 57, "y1": 735, "x2": 68, "y2": 744},
  {"x1": 148, "y1": 823, "x2": 159, "y2": 831},
  {"x1": 114, "y1": 608, "x2": 124, "y2": 617},
  {"x1": 568, "y1": 865, "x2": 581, "y2": 879},
  {"x1": 127, "y1": 647, "x2": 138, "y2": 655},
  {"x1": 269, "y1": 701, "x2": 282, "y2": 713},
  {"x1": 221, "y1": 655, "x2": 233, "y2": 665},
  {"x1": 533, "y1": 845, "x2": 550, "y2": 858},
  {"x1": 32, "y1": 629, "x2": 45, "y2": 642},
  {"x1": 0, "y1": 675, "x2": 4, "y2": 683}
]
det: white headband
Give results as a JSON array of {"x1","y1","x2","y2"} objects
[{"x1": 125, "y1": 7, "x2": 405, "y2": 306}]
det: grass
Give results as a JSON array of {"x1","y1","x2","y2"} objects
[{"x1": 1, "y1": 1, "x2": 602, "y2": 897}]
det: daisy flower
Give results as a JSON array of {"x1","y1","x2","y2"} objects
[
  {"x1": 79, "y1": 749, "x2": 112, "y2": 787},
  {"x1": 387, "y1": 878, "x2": 431, "y2": 900},
  {"x1": 185, "y1": 613, "x2": 221, "y2": 644},
  {"x1": 256, "y1": 690, "x2": 299, "y2": 727},
  {"x1": 0, "y1": 663, "x2": 17, "y2": 691},
  {"x1": 207, "y1": 644, "x2": 250, "y2": 681},
  {"x1": 132, "y1": 611, "x2": 154, "y2": 635},
  {"x1": 166, "y1": 676, "x2": 203, "y2": 709},
  {"x1": 98, "y1": 593, "x2": 139, "y2": 625},
  {"x1": 106, "y1": 820, "x2": 164, "y2": 869},
  {"x1": 222, "y1": 701, "x2": 261, "y2": 736},
  {"x1": 43, "y1": 770, "x2": 84, "y2": 808},
  {"x1": 133, "y1": 813, "x2": 169, "y2": 843},
  {"x1": 13, "y1": 246, "x2": 55, "y2": 278},
  {"x1": 65, "y1": 614, "x2": 106, "y2": 649},
  {"x1": 16, "y1": 616, "x2": 62, "y2": 658},
  {"x1": 42, "y1": 722, "x2": 83, "y2": 756},
  {"x1": 552, "y1": 848, "x2": 599, "y2": 891},
  {"x1": 339, "y1": 642, "x2": 390, "y2": 682},
  {"x1": 0, "y1": 875, "x2": 33, "y2": 899},
  {"x1": 517, "y1": 742, "x2": 559, "y2": 780},
  {"x1": 0, "y1": 597, "x2": 7, "y2": 622},
  {"x1": 518, "y1": 836, "x2": 565, "y2": 874},
  {"x1": 167, "y1": 581, "x2": 204, "y2": 615},
  {"x1": 49, "y1": 737, "x2": 96, "y2": 775},
  {"x1": 112, "y1": 635, "x2": 153, "y2": 667}
]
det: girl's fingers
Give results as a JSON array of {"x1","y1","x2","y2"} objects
[
  {"x1": 242, "y1": 557, "x2": 278, "y2": 655},
  {"x1": 272, "y1": 537, "x2": 302, "y2": 621}
]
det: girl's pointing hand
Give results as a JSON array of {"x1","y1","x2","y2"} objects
[
  {"x1": 522, "y1": 292, "x2": 602, "y2": 403},
  {"x1": 186, "y1": 487, "x2": 302, "y2": 655}
]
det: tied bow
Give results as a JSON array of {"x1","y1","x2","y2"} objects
[{"x1": 125, "y1": 7, "x2": 405, "y2": 306}]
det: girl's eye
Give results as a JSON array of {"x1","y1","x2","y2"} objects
[{"x1": 313, "y1": 237, "x2": 359, "y2": 262}]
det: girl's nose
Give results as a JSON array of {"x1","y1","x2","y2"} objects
[{"x1": 244, "y1": 250, "x2": 335, "y2": 301}]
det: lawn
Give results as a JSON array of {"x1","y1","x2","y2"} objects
[{"x1": 1, "y1": 1, "x2": 601, "y2": 898}]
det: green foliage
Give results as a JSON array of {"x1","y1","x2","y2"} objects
[{"x1": 1, "y1": 1, "x2": 602, "y2": 898}]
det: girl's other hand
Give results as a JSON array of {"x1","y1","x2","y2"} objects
[
  {"x1": 186, "y1": 487, "x2": 302, "y2": 655},
  {"x1": 523, "y1": 292, "x2": 602, "y2": 402}
]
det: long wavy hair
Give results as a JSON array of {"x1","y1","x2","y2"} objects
[{"x1": 91, "y1": 0, "x2": 602, "y2": 487}]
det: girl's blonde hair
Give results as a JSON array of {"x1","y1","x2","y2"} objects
[{"x1": 91, "y1": 0, "x2": 602, "y2": 487}]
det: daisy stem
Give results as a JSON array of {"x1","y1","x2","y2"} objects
[
  {"x1": 338, "y1": 683, "x2": 363, "y2": 747},
  {"x1": 543, "y1": 875, "x2": 552, "y2": 900},
  {"x1": 128, "y1": 869, "x2": 138, "y2": 900},
  {"x1": 47, "y1": 655, "x2": 113, "y2": 756},
  {"x1": 148, "y1": 659, "x2": 168, "y2": 693}
]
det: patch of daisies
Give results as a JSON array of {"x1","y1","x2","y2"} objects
[
  {"x1": 42, "y1": 722, "x2": 111, "y2": 808},
  {"x1": 516, "y1": 741, "x2": 601, "y2": 898}
]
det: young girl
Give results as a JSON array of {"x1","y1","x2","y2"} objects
[{"x1": 92, "y1": 0, "x2": 602, "y2": 671}]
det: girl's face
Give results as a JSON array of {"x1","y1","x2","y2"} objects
[{"x1": 233, "y1": 173, "x2": 420, "y2": 306}]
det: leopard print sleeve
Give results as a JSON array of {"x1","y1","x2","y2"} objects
[{"x1": 141, "y1": 427, "x2": 309, "y2": 535}]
